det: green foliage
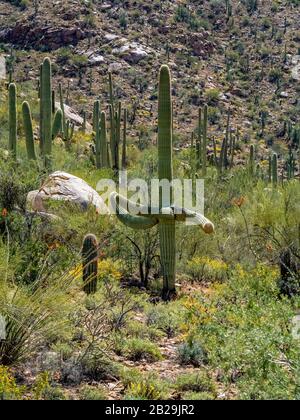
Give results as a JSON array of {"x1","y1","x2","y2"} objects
[
  {"x1": 0, "y1": 366, "x2": 25, "y2": 400},
  {"x1": 177, "y1": 339, "x2": 208, "y2": 367},
  {"x1": 175, "y1": 371, "x2": 216, "y2": 394},
  {"x1": 118, "y1": 337, "x2": 163, "y2": 362}
]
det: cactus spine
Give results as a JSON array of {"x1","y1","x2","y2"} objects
[
  {"x1": 22, "y1": 101, "x2": 36, "y2": 160},
  {"x1": 110, "y1": 65, "x2": 214, "y2": 300},
  {"x1": 8, "y1": 83, "x2": 17, "y2": 158},
  {"x1": 82, "y1": 234, "x2": 99, "y2": 295}
]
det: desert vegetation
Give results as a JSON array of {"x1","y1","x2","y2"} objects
[{"x1": 0, "y1": 0, "x2": 299, "y2": 401}]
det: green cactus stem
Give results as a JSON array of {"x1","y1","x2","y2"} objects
[
  {"x1": 122, "y1": 108, "x2": 127, "y2": 169},
  {"x1": 22, "y1": 101, "x2": 36, "y2": 160},
  {"x1": 272, "y1": 153, "x2": 278, "y2": 186},
  {"x1": 82, "y1": 234, "x2": 99, "y2": 295},
  {"x1": 100, "y1": 111, "x2": 108, "y2": 168},
  {"x1": 8, "y1": 83, "x2": 17, "y2": 158},
  {"x1": 249, "y1": 144, "x2": 255, "y2": 176},
  {"x1": 202, "y1": 104, "x2": 208, "y2": 177},
  {"x1": 94, "y1": 100, "x2": 101, "y2": 169},
  {"x1": 41, "y1": 57, "x2": 52, "y2": 167},
  {"x1": 52, "y1": 109, "x2": 63, "y2": 140}
]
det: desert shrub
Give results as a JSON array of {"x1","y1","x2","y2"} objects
[
  {"x1": 146, "y1": 302, "x2": 185, "y2": 338},
  {"x1": 124, "y1": 374, "x2": 169, "y2": 400},
  {"x1": 0, "y1": 366, "x2": 25, "y2": 400},
  {"x1": 119, "y1": 337, "x2": 163, "y2": 362},
  {"x1": 204, "y1": 88, "x2": 220, "y2": 105},
  {"x1": 186, "y1": 257, "x2": 228, "y2": 283},
  {"x1": 79, "y1": 385, "x2": 107, "y2": 400},
  {"x1": 175, "y1": 371, "x2": 216, "y2": 394},
  {"x1": 177, "y1": 339, "x2": 208, "y2": 367}
]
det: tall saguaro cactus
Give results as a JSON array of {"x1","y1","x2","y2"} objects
[
  {"x1": 40, "y1": 58, "x2": 52, "y2": 167},
  {"x1": 110, "y1": 66, "x2": 214, "y2": 300},
  {"x1": 8, "y1": 83, "x2": 17, "y2": 158}
]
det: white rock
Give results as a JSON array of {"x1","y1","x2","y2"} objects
[
  {"x1": 55, "y1": 102, "x2": 92, "y2": 132},
  {"x1": 27, "y1": 172, "x2": 108, "y2": 214}
]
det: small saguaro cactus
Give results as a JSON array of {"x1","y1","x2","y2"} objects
[
  {"x1": 8, "y1": 83, "x2": 17, "y2": 158},
  {"x1": 272, "y1": 153, "x2": 278, "y2": 186},
  {"x1": 249, "y1": 144, "x2": 255, "y2": 176},
  {"x1": 82, "y1": 234, "x2": 99, "y2": 295},
  {"x1": 22, "y1": 101, "x2": 36, "y2": 160},
  {"x1": 100, "y1": 111, "x2": 108, "y2": 168},
  {"x1": 110, "y1": 66, "x2": 214, "y2": 300},
  {"x1": 59, "y1": 83, "x2": 74, "y2": 151}
]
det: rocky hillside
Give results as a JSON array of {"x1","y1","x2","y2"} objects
[{"x1": 0, "y1": 0, "x2": 299, "y2": 164}]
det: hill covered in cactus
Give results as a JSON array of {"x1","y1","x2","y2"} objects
[{"x1": 0, "y1": 0, "x2": 299, "y2": 401}]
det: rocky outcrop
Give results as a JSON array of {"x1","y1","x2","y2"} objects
[
  {"x1": 27, "y1": 172, "x2": 107, "y2": 214},
  {"x1": 0, "y1": 20, "x2": 95, "y2": 51},
  {"x1": 291, "y1": 55, "x2": 300, "y2": 81},
  {"x1": 182, "y1": 31, "x2": 214, "y2": 57}
]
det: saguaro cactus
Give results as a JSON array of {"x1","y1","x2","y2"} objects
[
  {"x1": 82, "y1": 234, "x2": 99, "y2": 295},
  {"x1": 8, "y1": 83, "x2": 17, "y2": 158},
  {"x1": 22, "y1": 101, "x2": 36, "y2": 160},
  {"x1": 40, "y1": 58, "x2": 52, "y2": 167},
  {"x1": 249, "y1": 144, "x2": 255, "y2": 176},
  {"x1": 202, "y1": 105, "x2": 208, "y2": 177},
  {"x1": 272, "y1": 153, "x2": 278, "y2": 186},
  {"x1": 122, "y1": 108, "x2": 127, "y2": 169},
  {"x1": 100, "y1": 111, "x2": 108, "y2": 168},
  {"x1": 110, "y1": 66, "x2": 214, "y2": 300}
]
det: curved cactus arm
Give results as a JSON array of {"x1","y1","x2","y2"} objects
[
  {"x1": 110, "y1": 192, "x2": 159, "y2": 230},
  {"x1": 172, "y1": 206, "x2": 215, "y2": 234}
]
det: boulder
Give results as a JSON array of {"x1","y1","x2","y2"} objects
[
  {"x1": 55, "y1": 102, "x2": 92, "y2": 132},
  {"x1": 291, "y1": 55, "x2": 300, "y2": 81},
  {"x1": 112, "y1": 42, "x2": 152, "y2": 64},
  {"x1": 27, "y1": 172, "x2": 107, "y2": 214},
  {"x1": 0, "y1": 20, "x2": 95, "y2": 50}
]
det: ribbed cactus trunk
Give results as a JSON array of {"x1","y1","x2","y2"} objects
[
  {"x1": 122, "y1": 108, "x2": 127, "y2": 169},
  {"x1": 272, "y1": 153, "x2": 278, "y2": 186},
  {"x1": 202, "y1": 104, "x2": 208, "y2": 177},
  {"x1": 82, "y1": 234, "x2": 99, "y2": 295},
  {"x1": 158, "y1": 65, "x2": 176, "y2": 299},
  {"x1": 100, "y1": 111, "x2": 108, "y2": 167},
  {"x1": 41, "y1": 58, "x2": 52, "y2": 168},
  {"x1": 94, "y1": 100, "x2": 101, "y2": 169},
  {"x1": 22, "y1": 101, "x2": 36, "y2": 160},
  {"x1": 8, "y1": 83, "x2": 17, "y2": 158}
]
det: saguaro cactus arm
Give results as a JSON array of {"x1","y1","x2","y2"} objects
[{"x1": 110, "y1": 192, "x2": 159, "y2": 230}]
